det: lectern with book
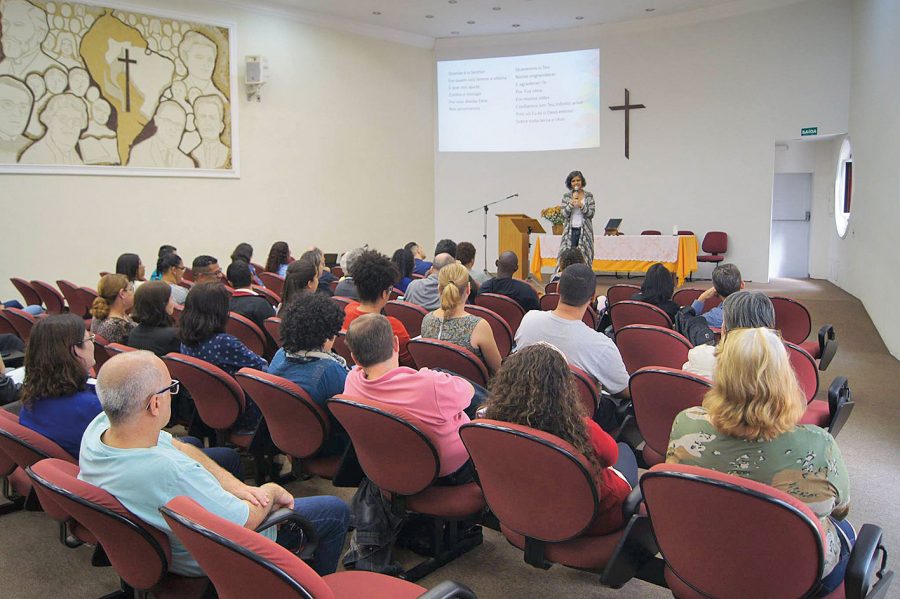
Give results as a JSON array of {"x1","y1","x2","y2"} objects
[{"x1": 497, "y1": 214, "x2": 545, "y2": 279}]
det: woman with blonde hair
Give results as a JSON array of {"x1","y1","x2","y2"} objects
[
  {"x1": 420, "y1": 262, "x2": 502, "y2": 375},
  {"x1": 90, "y1": 274, "x2": 135, "y2": 344},
  {"x1": 482, "y1": 343, "x2": 636, "y2": 534},
  {"x1": 667, "y1": 327, "x2": 853, "y2": 594}
]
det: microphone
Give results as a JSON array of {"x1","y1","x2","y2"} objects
[{"x1": 504, "y1": 193, "x2": 518, "y2": 199}]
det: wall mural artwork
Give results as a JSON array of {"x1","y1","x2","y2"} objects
[{"x1": 0, "y1": 0, "x2": 237, "y2": 176}]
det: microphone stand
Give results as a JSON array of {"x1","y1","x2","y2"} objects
[{"x1": 467, "y1": 194, "x2": 518, "y2": 274}]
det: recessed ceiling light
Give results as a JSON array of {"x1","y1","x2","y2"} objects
[
  {"x1": 372, "y1": 11, "x2": 381, "y2": 15},
  {"x1": 451, "y1": 30, "x2": 459, "y2": 34},
  {"x1": 492, "y1": 6, "x2": 501, "y2": 10},
  {"x1": 467, "y1": 20, "x2": 475, "y2": 24},
  {"x1": 511, "y1": 23, "x2": 520, "y2": 27},
  {"x1": 645, "y1": 7, "x2": 655, "y2": 12},
  {"x1": 575, "y1": 16, "x2": 584, "y2": 20},
  {"x1": 425, "y1": 14, "x2": 434, "y2": 18}
]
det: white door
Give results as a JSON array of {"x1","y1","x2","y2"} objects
[{"x1": 770, "y1": 173, "x2": 812, "y2": 278}]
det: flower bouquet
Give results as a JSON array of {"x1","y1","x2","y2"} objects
[{"x1": 541, "y1": 205, "x2": 565, "y2": 234}]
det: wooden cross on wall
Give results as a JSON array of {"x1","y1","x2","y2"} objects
[
  {"x1": 609, "y1": 88, "x2": 646, "y2": 159},
  {"x1": 117, "y1": 48, "x2": 137, "y2": 113}
]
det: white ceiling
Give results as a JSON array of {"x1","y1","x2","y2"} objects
[{"x1": 257, "y1": 0, "x2": 795, "y2": 40}]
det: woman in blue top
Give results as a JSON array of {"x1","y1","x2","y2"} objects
[
  {"x1": 268, "y1": 292, "x2": 349, "y2": 456},
  {"x1": 265, "y1": 241, "x2": 292, "y2": 278},
  {"x1": 19, "y1": 314, "x2": 101, "y2": 459},
  {"x1": 391, "y1": 247, "x2": 414, "y2": 293}
]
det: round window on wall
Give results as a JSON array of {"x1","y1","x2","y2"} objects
[{"x1": 834, "y1": 138, "x2": 852, "y2": 238}]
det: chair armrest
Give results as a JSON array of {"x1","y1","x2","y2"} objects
[
  {"x1": 845, "y1": 524, "x2": 894, "y2": 599},
  {"x1": 417, "y1": 580, "x2": 477, "y2": 599},
  {"x1": 827, "y1": 376, "x2": 849, "y2": 416},
  {"x1": 818, "y1": 325, "x2": 838, "y2": 371},
  {"x1": 622, "y1": 485, "x2": 644, "y2": 520},
  {"x1": 255, "y1": 509, "x2": 319, "y2": 560}
]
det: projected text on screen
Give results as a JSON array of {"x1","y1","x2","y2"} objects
[{"x1": 437, "y1": 49, "x2": 600, "y2": 152}]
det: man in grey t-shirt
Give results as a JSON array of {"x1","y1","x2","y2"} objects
[
  {"x1": 402, "y1": 253, "x2": 455, "y2": 310},
  {"x1": 515, "y1": 264, "x2": 629, "y2": 417}
]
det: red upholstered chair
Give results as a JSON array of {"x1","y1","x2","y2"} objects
[
  {"x1": 250, "y1": 262, "x2": 266, "y2": 276},
  {"x1": 610, "y1": 300, "x2": 673, "y2": 333},
  {"x1": 160, "y1": 496, "x2": 473, "y2": 599},
  {"x1": 225, "y1": 312, "x2": 266, "y2": 357},
  {"x1": 0, "y1": 313, "x2": 18, "y2": 339},
  {"x1": 264, "y1": 317, "x2": 282, "y2": 347},
  {"x1": 10, "y1": 277, "x2": 42, "y2": 308},
  {"x1": 569, "y1": 365, "x2": 600, "y2": 418},
  {"x1": 628, "y1": 367, "x2": 711, "y2": 466},
  {"x1": 330, "y1": 296, "x2": 354, "y2": 312},
  {"x1": 410, "y1": 272, "x2": 423, "y2": 280},
  {"x1": 539, "y1": 292, "x2": 559, "y2": 311},
  {"x1": 0, "y1": 412, "x2": 34, "y2": 516},
  {"x1": 383, "y1": 300, "x2": 429, "y2": 338},
  {"x1": 787, "y1": 342, "x2": 852, "y2": 433},
  {"x1": 78, "y1": 287, "x2": 99, "y2": 316},
  {"x1": 672, "y1": 288, "x2": 702, "y2": 307},
  {"x1": 235, "y1": 369, "x2": 340, "y2": 480},
  {"x1": 677, "y1": 230, "x2": 694, "y2": 236},
  {"x1": 463, "y1": 305, "x2": 513, "y2": 359},
  {"x1": 106, "y1": 343, "x2": 135, "y2": 356},
  {"x1": 389, "y1": 287, "x2": 404, "y2": 301},
  {"x1": 616, "y1": 325, "x2": 692, "y2": 374},
  {"x1": 177, "y1": 280, "x2": 194, "y2": 291},
  {"x1": 328, "y1": 396, "x2": 486, "y2": 581},
  {"x1": 0, "y1": 308, "x2": 35, "y2": 342},
  {"x1": 771, "y1": 296, "x2": 838, "y2": 370},
  {"x1": 474, "y1": 293, "x2": 527, "y2": 335},
  {"x1": 258, "y1": 272, "x2": 285, "y2": 295},
  {"x1": 787, "y1": 341, "x2": 819, "y2": 403},
  {"x1": 641, "y1": 230, "x2": 662, "y2": 235},
  {"x1": 92, "y1": 334, "x2": 113, "y2": 373},
  {"x1": 606, "y1": 284, "x2": 641, "y2": 306},
  {"x1": 544, "y1": 281, "x2": 559, "y2": 294},
  {"x1": 408, "y1": 339, "x2": 489, "y2": 387},
  {"x1": 161, "y1": 354, "x2": 246, "y2": 448},
  {"x1": 31, "y1": 280, "x2": 66, "y2": 314},
  {"x1": 182, "y1": 268, "x2": 194, "y2": 282},
  {"x1": 697, "y1": 231, "x2": 728, "y2": 263},
  {"x1": 56, "y1": 280, "x2": 89, "y2": 318},
  {"x1": 640, "y1": 463, "x2": 894, "y2": 599},
  {"x1": 252, "y1": 285, "x2": 281, "y2": 308},
  {"x1": 459, "y1": 420, "x2": 657, "y2": 586},
  {"x1": 27, "y1": 459, "x2": 210, "y2": 598},
  {"x1": 332, "y1": 331, "x2": 353, "y2": 364}
]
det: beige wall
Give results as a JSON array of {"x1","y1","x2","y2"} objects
[{"x1": 0, "y1": 0, "x2": 435, "y2": 298}]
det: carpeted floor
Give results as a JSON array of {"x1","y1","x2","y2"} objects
[{"x1": 1, "y1": 277, "x2": 897, "y2": 598}]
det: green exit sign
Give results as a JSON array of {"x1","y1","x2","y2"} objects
[{"x1": 801, "y1": 127, "x2": 818, "y2": 136}]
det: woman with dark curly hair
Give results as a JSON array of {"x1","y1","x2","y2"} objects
[
  {"x1": 127, "y1": 281, "x2": 180, "y2": 356},
  {"x1": 19, "y1": 314, "x2": 100, "y2": 458},
  {"x1": 90, "y1": 273, "x2": 136, "y2": 344},
  {"x1": 264, "y1": 241, "x2": 292, "y2": 277},
  {"x1": 342, "y1": 249, "x2": 414, "y2": 366},
  {"x1": 483, "y1": 343, "x2": 636, "y2": 534},
  {"x1": 390, "y1": 247, "x2": 414, "y2": 293},
  {"x1": 549, "y1": 247, "x2": 586, "y2": 283}
]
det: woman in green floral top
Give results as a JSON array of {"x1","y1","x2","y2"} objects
[{"x1": 667, "y1": 327, "x2": 852, "y2": 595}]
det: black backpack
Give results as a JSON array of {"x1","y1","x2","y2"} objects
[{"x1": 674, "y1": 306, "x2": 716, "y2": 347}]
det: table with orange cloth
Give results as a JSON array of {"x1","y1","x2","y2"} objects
[{"x1": 530, "y1": 235, "x2": 698, "y2": 286}]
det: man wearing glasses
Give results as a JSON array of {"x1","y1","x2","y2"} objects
[
  {"x1": 191, "y1": 254, "x2": 225, "y2": 284},
  {"x1": 78, "y1": 351, "x2": 350, "y2": 577}
]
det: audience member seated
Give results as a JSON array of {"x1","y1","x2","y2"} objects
[
  {"x1": 402, "y1": 253, "x2": 456, "y2": 311},
  {"x1": 0, "y1": 350, "x2": 23, "y2": 409},
  {"x1": 227, "y1": 261, "x2": 275, "y2": 334},
  {"x1": 691, "y1": 262, "x2": 743, "y2": 328},
  {"x1": 230, "y1": 242, "x2": 264, "y2": 287},
  {"x1": 115, "y1": 252, "x2": 145, "y2": 284},
  {"x1": 90, "y1": 274, "x2": 136, "y2": 344},
  {"x1": 406, "y1": 241, "x2": 431, "y2": 276},
  {"x1": 457, "y1": 241, "x2": 489, "y2": 286},
  {"x1": 279, "y1": 257, "x2": 320, "y2": 316},
  {"x1": 300, "y1": 247, "x2": 336, "y2": 296},
  {"x1": 149, "y1": 244, "x2": 177, "y2": 281},
  {"x1": 158, "y1": 252, "x2": 188, "y2": 305},
  {"x1": 18, "y1": 314, "x2": 100, "y2": 458},
  {"x1": 482, "y1": 343, "x2": 636, "y2": 533},
  {"x1": 79, "y1": 351, "x2": 350, "y2": 576},
  {"x1": 344, "y1": 314, "x2": 476, "y2": 481},
  {"x1": 265, "y1": 241, "x2": 292, "y2": 277},
  {"x1": 334, "y1": 247, "x2": 364, "y2": 300},
  {"x1": 391, "y1": 247, "x2": 415, "y2": 293},
  {"x1": 631, "y1": 262, "x2": 680, "y2": 323},
  {"x1": 549, "y1": 248, "x2": 586, "y2": 283},
  {"x1": 667, "y1": 327, "x2": 852, "y2": 594},
  {"x1": 515, "y1": 264, "x2": 629, "y2": 429},
  {"x1": 479, "y1": 251, "x2": 541, "y2": 312},
  {"x1": 268, "y1": 293, "x2": 350, "y2": 456},
  {"x1": 192, "y1": 255, "x2": 225, "y2": 285},
  {"x1": 342, "y1": 250, "x2": 414, "y2": 367},
  {"x1": 420, "y1": 263, "x2": 502, "y2": 375},
  {"x1": 127, "y1": 281, "x2": 180, "y2": 356},
  {"x1": 434, "y1": 238, "x2": 458, "y2": 259},
  {"x1": 683, "y1": 290, "x2": 774, "y2": 379}
]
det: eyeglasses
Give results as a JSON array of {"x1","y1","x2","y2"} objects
[
  {"x1": 144, "y1": 379, "x2": 180, "y2": 411},
  {"x1": 73, "y1": 334, "x2": 95, "y2": 347}
]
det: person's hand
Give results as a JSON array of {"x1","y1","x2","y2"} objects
[
  {"x1": 698, "y1": 287, "x2": 717, "y2": 301},
  {"x1": 266, "y1": 483, "x2": 294, "y2": 510},
  {"x1": 228, "y1": 482, "x2": 270, "y2": 507}
]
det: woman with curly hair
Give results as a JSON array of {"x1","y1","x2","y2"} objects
[
  {"x1": 264, "y1": 241, "x2": 292, "y2": 277},
  {"x1": 483, "y1": 343, "x2": 636, "y2": 534},
  {"x1": 342, "y1": 249, "x2": 414, "y2": 366},
  {"x1": 19, "y1": 314, "x2": 100, "y2": 458},
  {"x1": 90, "y1": 273, "x2": 136, "y2": 344}
]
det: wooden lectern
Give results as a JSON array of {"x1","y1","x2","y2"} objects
[{"x1": 497, "y1": 214, "x2": 545, "y2": 279}]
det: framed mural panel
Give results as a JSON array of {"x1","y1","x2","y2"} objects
[{"x1": 0, "y1": 0, "x2": 238, "y2": 177}]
